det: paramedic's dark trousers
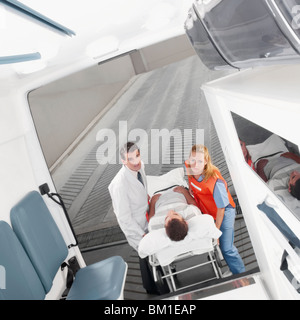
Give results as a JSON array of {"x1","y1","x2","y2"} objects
[{"x1": 139, "y1": 257, "x2": 158, "y2": 294}]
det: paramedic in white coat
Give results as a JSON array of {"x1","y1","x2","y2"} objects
[
  {"x1": 108, "y1": 142, "x2": 149, "y2": 251},
  {"x1": 109, "y1": 142, "x2": 161, "y2": 294}
]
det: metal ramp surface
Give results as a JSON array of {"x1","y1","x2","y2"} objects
[
  {"x1": 57, "y1": 55, "x2": 226, "y2": 244},
  {"x1": 81, "y1": 118, "x2": 258, "y2": 299},
  {"x1": 54, "y1": 55, "x2": 258, "y2": 298}
]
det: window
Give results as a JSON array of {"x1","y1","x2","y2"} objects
[
  {"x1": 199, "y1": 0, "x2": 297, "y2": 67},
  {"x1": 231, "y1": 112, "x2": 300, "y2": 221}
]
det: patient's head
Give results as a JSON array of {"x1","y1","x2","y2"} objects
[
  {"x1": 164, "y1": 210, "x2": 188, "y2": 241},
  {"x1": 289, "y1": 170, "x2": 300, "y2": 200}
]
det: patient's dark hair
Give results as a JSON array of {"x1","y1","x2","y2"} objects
[
  {"x1": 290, "y1": 179, "x2": 300, "y2": 200},
  {"x1": 165, "y1": 218, "x2": 188, "y2": 241},
  {"x1": 120, "y1": 142, "x2": 139, "y2": 160}
]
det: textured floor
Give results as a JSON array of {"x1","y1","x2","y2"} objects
[
  {"x1": 81, "y1": 124, "x2": 259, "y2": 299},
  {"x1": 53, "y1": 55, "x2": 258, "y2": 299},
  {"x1": 56, "y1": 55, "x2": 231, "y2": 241}
]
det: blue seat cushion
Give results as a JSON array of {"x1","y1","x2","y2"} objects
[
  {"x1": 10, "y1": 191, "x2": 68, "y2": 293},
  {"x1": 0, "y1": 221, "x2": 45, "y2": 300},
  {"x1": 66, "y1": 256, "x2": 127, "y2": 300}
]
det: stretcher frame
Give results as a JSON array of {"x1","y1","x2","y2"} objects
[{"x1": 148, "y1": 241, "x2": 223, "y2": 293}]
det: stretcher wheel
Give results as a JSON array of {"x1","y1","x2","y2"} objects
[
  {"x1": 155, "y1": 267, "x2": 170, "y2": 295},
  {"x1": 213, "y1": 247, "x2": 223, "y2": 278},
  {"x1": 214, "y1": 248, "x2": 222, "y2": 268}
]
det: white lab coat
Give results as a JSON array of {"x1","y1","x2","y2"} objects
[{"x1": 108, "y1": 162, "x2": 148, "y2": 251}]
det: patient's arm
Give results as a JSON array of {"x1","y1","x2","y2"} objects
[
  {"x1": 256, "y1": 159, "x2": 269, "y2": 182},
  {"x1": 173, "y1": 186, "x2": 197, "y2": 206},
  {"x1": 256, "y1": 153, "x2": 300, "y2": 183},
  {"x1": 281, "y1": 152, "x2": 300, "y2": 164},
  {"x1": 148, "y1": 193, "x2": 161, "y2": 220}
]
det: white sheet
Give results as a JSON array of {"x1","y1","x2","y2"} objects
[
  {"x1": 247, "y1": 134, "x2": 288, "y2": 164},
  {"x1": 267, "y1": 162, "x2": 300, "y2": 220},
  {"x1": 146, "y1": 167, "x2": 188, "y2": 197},
  {"x1": 148, "y1": 187, "x2": 201, "y2": 231},
  {"x1": 138, "y1": 214, "x2": 221, "y2": 266},
  {"x1": 139, "y1": 168, "x2": 222, "y2": 265}
]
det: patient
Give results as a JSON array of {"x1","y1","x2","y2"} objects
[
  {"x1": 147, "y1": 186, "x2": 199, "y2": 241},
  {"x1": 240, "y1": 137, "x2": 300, "y2": 200},
  {"x1": 257, "y1": 155, "x2": 300, "y2": 200}
]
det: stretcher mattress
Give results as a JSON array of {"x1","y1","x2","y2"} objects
[
  {"x1": 139, "y1": 214, "x2": 221, "y2": 266},
  {"x1": 138, "y1": 168, "x2": 222, "y2": 266}
]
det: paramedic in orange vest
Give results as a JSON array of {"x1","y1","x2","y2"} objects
[{"x1": 185, "y1": 144, "x2": 245, "y2": 275}]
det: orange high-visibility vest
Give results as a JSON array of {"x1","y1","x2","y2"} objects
[
  {"x1": 247, "y1": 158, "x2": 255, "y2": 171},
  {"x1": 185, "y1": 162, "x2": 235, "y2": 220}
]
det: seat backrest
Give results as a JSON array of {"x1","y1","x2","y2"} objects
[
  {"x1": 0, "y1": 221, "x2": 45, "y2": 300},
  {"x1": 10, "y1": 191, "x2": 68, "y2": 293}
]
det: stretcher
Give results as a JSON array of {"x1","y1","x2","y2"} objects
[
  {"x1": 148, "y1": 239, "x2": 223, "y2": 293},
  {"x1": 138, "y1": 168, "x2": 223, "y2": 293}
]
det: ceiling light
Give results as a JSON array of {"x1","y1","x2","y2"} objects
[{"x1": 86, "y1": 36, "x2": 119, "y2": 59}]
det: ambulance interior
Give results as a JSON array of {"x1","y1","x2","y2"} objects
[
  {"x1": 25, "y1": 57, "x2": 300, "y2": 300},
  {"x1": 2, "y1": 0, "x2": 300, "y2": 301}
]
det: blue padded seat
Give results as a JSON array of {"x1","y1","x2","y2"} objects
[
  {"x1": 0, "y1": 221, "x2": 45, "y2": 300},
  {"x1": 66, "y1": 256, "x2": 127, "y2": 300},
  {"x1": 10, "y1": 191, "x2": 68, "y2": 293},
  {"x1": 10, "y1": 191, "x2": 127, "y2": 300}
]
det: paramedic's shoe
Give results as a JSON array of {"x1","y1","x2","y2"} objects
[{"x1": 222, "y1": 269, "x2": 233, "y2": 277}]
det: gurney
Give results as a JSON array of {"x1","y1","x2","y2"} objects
[{"x1": 138, "y1": 168, "x2": 223, "y2": 293}]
